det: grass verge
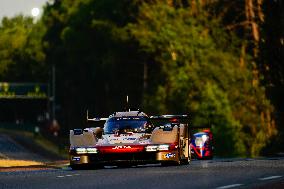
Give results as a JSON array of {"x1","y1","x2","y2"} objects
[{"x1": 0, "y1": 160, "x2": 44, "y2": 167}]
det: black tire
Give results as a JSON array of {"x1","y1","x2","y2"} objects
[
  {"x1": 90, "y1": 164, "x2": 104, "y2": 169},
  {"x1": 118, "y1": 164, "x2": 133, "y2": 168},
  {"x1": 181, "y1": 157, "x2": 189, "y2": 165},
  {"x1": 70, "y1": 164, "x2": 82, "y2": 170},
  {"x1": 161, "y1": 160, "x2": 181, "y2": 166},
  {"x1": 161, "y1": 162, "x2": 172, "y2": 166},
  {"x1": 204, "y1": 156, "x2": 213, "y2": 160},
  {"x1": 71, "y1": 164, "x2": 103, "y2": 170}
]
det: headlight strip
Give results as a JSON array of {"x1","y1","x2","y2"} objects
[{"x1": 75, "y1": 147, "x2": 98, "y2": 154}]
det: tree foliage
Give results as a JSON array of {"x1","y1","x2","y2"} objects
[
  {"x1": 41, "y1": 0, "x2": 144, "y2": 128},
  {"x1": 128, "y1": 2, "x2": 276, "y2": 156},
  {"x1": 0, "y1": 16, "x2": 46, "y2": 81}
]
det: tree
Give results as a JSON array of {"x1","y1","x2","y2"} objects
[
  {"x1": 42, "y1": 0, "x2": 144, "y2": 129},
  {"x1": 0, "y1": 15, "x2": 46, "y2": 81},
  {"x1": 196, "y1": 0, "x2": 283, "y2": 154},
  {"x1": 128, "y1": 2, "x2": 276, "y2": 156}
]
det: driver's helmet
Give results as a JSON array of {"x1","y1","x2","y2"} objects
[
  {"x1": 164, "y1": 123, "x2": 172, "y2": 128},
  {"x1": 160, "y1": 123, "x2": 175, "y2": 131}
]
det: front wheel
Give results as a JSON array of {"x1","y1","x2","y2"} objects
[
  {"x1": 70, "y1": 164, "x2": 104, "y2": 170},
  {"x1": 117, "y1": 163, "x2": 133, "y2": 168},
  {"x1": 70, "y1": 164, "x2": 83, "y2": 170},
  {"x1": 180, "y1": 157, "x2": 189, "y2": 165},
  {"x1": 161, "y1": 160, "x2": 180, "y2": 166}
]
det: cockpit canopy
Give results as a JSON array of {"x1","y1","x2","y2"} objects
[{"x1": 104, "y1": 116, "x2": 153, "y2": 134}]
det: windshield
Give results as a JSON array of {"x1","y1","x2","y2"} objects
[{"x1": 104, "y1": 117, "x2": 153, "y2": 134}]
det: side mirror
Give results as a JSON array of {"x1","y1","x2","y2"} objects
[{"x1": 93, "y1": 127, "x2": 103, "y2": 139}]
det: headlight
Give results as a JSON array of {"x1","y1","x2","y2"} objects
[
  {"x1": 75, "y1": 147, "x2": 98, "y2": 154},
  {"x1": 146, "y1": 145, "x2": 158, "y2": 152},
  {"x1": 158, "y1": 144, "x2": 169, "y2": 151},
  {"x1": 146, "y1": 144, "x2": 170, "y2": 151},
  {"x1": 76, "y1": 147, "x2": 87, "y2": 154},
  {"x1": 86, "y1": 147, "x2": 98, "y2": 154}
]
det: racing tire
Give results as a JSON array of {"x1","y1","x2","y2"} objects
[
  {"x1": 71, "y1": 164, "x2": 104, "y2": 170},
  {"x1": 180, "y1": 157, "x2": 189, "y2": 165},
  {"x1": 174, "y1": 160, "x2": 181, "y2": 166},
  {"x1": 117, "y1": 164, "x2": 133, "y2": 168},
  {"x1": 204, "y1": 156, "x2": 213, "y2": 160},
  {"x1": 91, "y1": 164, "x2": 105, "y2": 169},
  {"x1": 161, "y1": 162, "x2": 172, "y2": 166},
  {"x1": 70, "y1": 164, "x2": 83, "y2": 170},
  {"x1": 161, "y1": 161, "x2": 180, "y2": 166}
]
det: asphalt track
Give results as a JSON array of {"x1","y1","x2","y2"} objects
[
  {"x1": 1, "y1": 133, "x2": 284, "y2": 189},
  {"x1": 0, "y1": 134, "x2": 47, "y2": 161},
  {"x1": 1, "y1": 158, "x2": 284, "y2": 189}
]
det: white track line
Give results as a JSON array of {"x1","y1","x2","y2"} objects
[
  {"x1": 216, "y1": 184, "x2": 243, "y2": 189},
  {"x1": 258, "y1": 175, "x2": 282, "y2": 181},
  {"x1": 56, "y1": 174, "x2": 80, "y2": 178}
]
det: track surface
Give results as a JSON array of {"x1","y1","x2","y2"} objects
[
  {"x1": 0, "y1": 134, "x2": 47, "y2": 161},
  {"x1": 1, "y1": 158, "x2": 284, "y2": 189},
  {"x1": 1, "y1": 133, "x2": 284, "y2": 189}
]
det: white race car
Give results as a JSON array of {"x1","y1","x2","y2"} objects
[{"x1": 69, "y1": 110, "x2": 191, "y2": 169}]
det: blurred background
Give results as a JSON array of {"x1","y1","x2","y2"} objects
[{"x1": 0, "y1": 0, "x2": 283, "y2": 158}]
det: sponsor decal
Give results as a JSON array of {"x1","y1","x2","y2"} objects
[
  {"x1": 72, "y1": 157, "x2": 80, "y2": 161},
  {"x1": 109, "y1": 137, "x2": 137, "y2": 141},
  {"x1": 110, "y1": 138, "x2": 119, "y2": 141},
  {"x1": 112, "y1": 146, "x2": 132, "y2": 150},
  {"x1": 164, "y1": 153, "x2": 175, "y2": 159},
  {"x1": 125, "y1": 138, "x2": 136, "y2": 140}
]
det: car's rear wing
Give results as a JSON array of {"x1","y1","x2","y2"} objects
[
  {"x1": 150, "y1": 115, "x2": 191, "y2": 139},
  {"x1": 86, "y1": 110, "x2": 108, "y2": 122},
  {"x1": 150, "y1": 115, "x2": 189, "y2": 124},
  {"x1": 150, "y1": 115, "x2": 189, "y2": 123},
  {"x1": 150, "y1": 115, "x2": 212, "y2": 132},
  {"x1": 150, "y1": 115, "x2": 189, "y2": 131},
  {"x1": 150, "y1": 115, "x2": 189, "y2": 119}
]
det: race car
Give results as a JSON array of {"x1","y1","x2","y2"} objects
[
  {"x1": 69, "y1": 110, "x2": 191, "y2": 169},
  {"x1": 190, "y1": 129, "x2": 213, "y2": 159}
]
